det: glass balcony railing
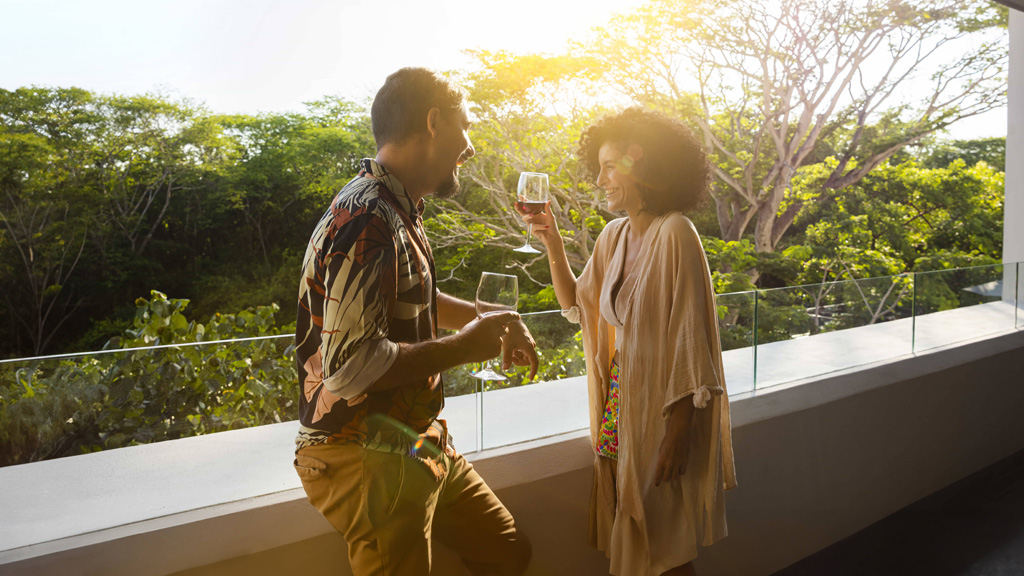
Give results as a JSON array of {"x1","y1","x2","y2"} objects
[
  {"x1": 753, "y1": 273, "x2": 916, "y2": 388},
  {"x1": 479, "y1": 310, "x2": 588, "y2": 450},
  {"x1": 717, "y1": 290, "x2": 756, "y2": 395},
  {"x1": 0, "y1": 335, "x2": 296, "y2": 466},
  {"x1": 913, "y1": 263, "x2": 1009, "y2": 351},
  {"x1": 1, "y1": 262, "x2": 1020, "y2": 464}
]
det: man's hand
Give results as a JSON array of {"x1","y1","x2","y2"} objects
[
  {"x1": 455, "y1": 311, "x2": 519, "y2": 364},
  {"x1": 654, "y1": 399, "x2": 696, "y2": 488},
  {"x1": 501, "y1": 319, "x2": 539, "y2": 380}
]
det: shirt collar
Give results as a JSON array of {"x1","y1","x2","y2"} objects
[{"x1": 361, "y1": 158, "x2": 423, "y2": 218}]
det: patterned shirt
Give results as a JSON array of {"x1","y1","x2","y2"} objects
[{"x1": 295, "y1": 158, "x2": 452, "y2": 476}]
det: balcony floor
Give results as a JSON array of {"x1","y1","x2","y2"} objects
[{"x1": 772, "y1": 448, "x2": 1024, "y2": 576}]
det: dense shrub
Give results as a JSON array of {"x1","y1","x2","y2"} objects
[{"x1": 0, "y1": 291, "x2": 297, "y2": 467}]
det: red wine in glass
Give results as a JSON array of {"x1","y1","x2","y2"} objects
[
  {"x1": 514, "y1": 172, "x2": 549, "y2": 254},
  {"x1": 516, "y1": 199, "x2": 549, "y2": 215}
]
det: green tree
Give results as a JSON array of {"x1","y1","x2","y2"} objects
[
  {"x1": 583, "y1": 0, "x2": 1007, "y2": 253},
  {"x1": 0, "y1": 88, "x2": 94, "y2": 355},
  {"x1": 449, "y1": 52, "x2": 612, "y2": 275},
  {"x1": 920, "y1": 136, "x2": 1006, "y2": 172},
  {"x1": 217, "y1": 98, "x2": 372, "y2": 267},
  {"x1": 0, "y1": 88, "x2": 375, "y2": 358}
]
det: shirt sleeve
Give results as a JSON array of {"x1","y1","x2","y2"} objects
[{"x1": 318, "y1": 211, "x2": 400, "y2": 400}]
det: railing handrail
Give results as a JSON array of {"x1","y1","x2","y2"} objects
[
  {"x1": 2, "y1": 260, "x2": 1017, "y2": 366},
  {"x1": 0, "y1": 334, "x2": 291, "y2": 366},
  {"x1": 753, "y1": 261, "x2": 1012, "y2": 295}
]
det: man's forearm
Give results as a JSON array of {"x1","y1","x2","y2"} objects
[
  {"x1": 437, "y1": 292, "x2": 477, "y2": 331},
  {"x1": 365, "y1": 308, "x2": 517, "y2": 393},
  {"x1": 367, "y1": 334, "x2": 468, "y2": 393}
]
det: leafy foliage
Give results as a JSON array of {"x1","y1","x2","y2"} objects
[
  {"x1": 0, "y1": 88, "x2": 373, "y2": 358},
  {"x1": 0, "y1": 291, "x2": 297, "y2": 467}
]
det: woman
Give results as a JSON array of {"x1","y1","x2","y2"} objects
[{"x1": 520, "y1": 108, "x2": 737, "y2": 576}]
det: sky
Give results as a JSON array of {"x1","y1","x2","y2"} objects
[{"x1": 0, "y1": 0, "x2": 1007, "y2": 140}]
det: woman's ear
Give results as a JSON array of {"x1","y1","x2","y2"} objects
[
  {"x1": 618, "y1": 142, "x2": 643, "y2": 174},
  {"x1": 626, "y1": 143, "x2": 644, "y2": 163},
  {"x1": 622, "y1": 143, "x2": 645, "y2": 177}
]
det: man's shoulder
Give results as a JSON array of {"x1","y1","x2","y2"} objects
[
  {"x1": 334, "y1": 176, "x2": 394, "y2": 212},
  {"x1": 328, "y1": 176, "x2": 402, "y2": 227}
]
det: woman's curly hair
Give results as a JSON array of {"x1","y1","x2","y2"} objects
[{"x1": 577, "y1": 107, "x2": 711, "y2": 216}]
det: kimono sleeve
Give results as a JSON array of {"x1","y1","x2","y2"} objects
[
  {"x1": 659, "y1": 219, "x2": 725, "y2": 416},
  {"x1": 561, "y1": 221, "x2": 615, "y2": 325},
  {"x1": 318, "y1": 212, "x2": 400, "y2": 400}
]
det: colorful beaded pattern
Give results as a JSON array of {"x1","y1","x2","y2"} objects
[{"x1": 596, "y1": 359, "x2": 620, "y2": 459}]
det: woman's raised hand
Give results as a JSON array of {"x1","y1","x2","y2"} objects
[{"x1": 515, "y1": 201, "x2": 561, "y2": 249}]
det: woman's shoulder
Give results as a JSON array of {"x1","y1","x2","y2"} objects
[
  {"x1": 654, "y1": 212, "x2": 701, "y2": 245},
  {"x1": 594, "y1": 217, "x2": 629, "y2": 248},
  {"x1": 602, "y1": 216, "x2": 629, "y2": 236}
]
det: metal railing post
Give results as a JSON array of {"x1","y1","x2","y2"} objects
[
  {"x1": 753, "y1": 290, "x2": 759, "y2": 391},
  {"x1": 911, "y1": 272, "x2": 918, "y2": 354}
]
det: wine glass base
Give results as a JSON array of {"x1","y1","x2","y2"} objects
[
  {"x1": 472, "y1": 368, "x2": 507, "y2": 381},
  {"x1": 513, "y1": 245, "x2": 542, "y2": 254}
]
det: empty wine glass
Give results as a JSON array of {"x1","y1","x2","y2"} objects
[
  {"x1": 513, "y1": 172, "x2": 550, "y2": 254},
  {"x1": 472, "y1": 272, "x2": 518, "y2": 381}
]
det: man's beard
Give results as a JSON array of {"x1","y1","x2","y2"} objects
[{"x1": 435, "y1": 172, "x2": 461, "y2": 200}]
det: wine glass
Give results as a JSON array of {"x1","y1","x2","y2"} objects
[
  {"x1": 513, "y1": 172, "x2": 550, "y2": 254},
  {"x1": 472, "y1": 272, "x2": 519, "y2": 381}
]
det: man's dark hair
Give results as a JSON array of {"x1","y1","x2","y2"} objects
[{"x1": 371, "y1": 67, "x2": 467, "y2": 149}]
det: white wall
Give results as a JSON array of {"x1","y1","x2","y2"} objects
[{"x1": 1006, "y1": 9, "x2": 1024, "y2": 266}]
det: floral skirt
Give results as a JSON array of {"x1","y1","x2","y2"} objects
[{"x1": 596, "y1": 359, "x2": 620, "y2": 459}]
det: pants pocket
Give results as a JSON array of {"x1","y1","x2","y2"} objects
[
  {"x1": 363, "y1": 450, "x2": 405, "y2": 529},
  {"x1": 294, "y1": 453, "x2": 327, "y2": 481}
]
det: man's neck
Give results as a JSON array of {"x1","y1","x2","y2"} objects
[{"x1": 375, "y1": 146, "x2": 431, "y2": 205}]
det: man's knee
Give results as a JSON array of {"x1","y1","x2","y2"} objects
[
  {"x1": 497, "y1": 532, "x2": 532, "y2": 576},
  {"x1": 465, "y1": 531, "x2": 532, "y2": 576},
  {"x1": 506, "y1": 532, "x2": 532, "y2": 576}
]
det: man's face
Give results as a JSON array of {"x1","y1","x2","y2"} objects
[{"x1": 432, "y1": 103, "x2": 475, "y2": 200}]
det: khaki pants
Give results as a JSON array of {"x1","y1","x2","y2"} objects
[{"x1": 295, "y1": 443, "x2": 530, "y2": 576}]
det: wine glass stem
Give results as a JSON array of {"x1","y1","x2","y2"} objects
[{"x1": 524, "y1": 223, "x2": 533, "y2": 247}]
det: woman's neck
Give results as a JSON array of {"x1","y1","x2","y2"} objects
[{"x1": 625, "y1": 209, "x2": 656, "y2": 241}]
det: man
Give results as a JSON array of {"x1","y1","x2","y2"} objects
[{"x1": 293, "y1": 67, "x2": 536, "y2": 576}]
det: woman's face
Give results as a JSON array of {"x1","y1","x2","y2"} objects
[{"x1": 596, "y1": 142, "x2": 643, "y2": 214}]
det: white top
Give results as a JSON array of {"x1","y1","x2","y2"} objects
[{"x1": 599, "y1": 225, "x2": 639, "y2": 354}]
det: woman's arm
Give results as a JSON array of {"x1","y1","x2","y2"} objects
[
  {"x1": 543, "y1": 239, "x2": 578, "y2": 311},
  {"x1": 654, "y1": 215, "x2": 718, "y2": 487},
  {"x1": 655, "y1": 398, "x2": 696, "y2": 487},
  {"x1": 519, "y1": 205, "x2": 577, "y2": 311}
]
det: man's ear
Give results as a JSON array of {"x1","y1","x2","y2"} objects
[{"x1": 426, "y1": 107, "x2": 442, "y2": 139}]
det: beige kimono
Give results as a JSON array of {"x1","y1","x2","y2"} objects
[{"x1": 567, "y1": 212, "x2": 737, "y2": 576}]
